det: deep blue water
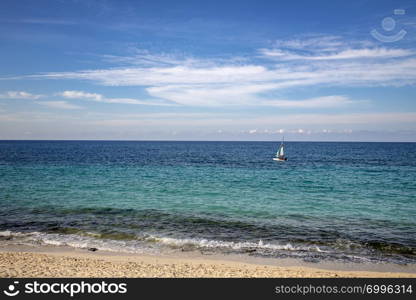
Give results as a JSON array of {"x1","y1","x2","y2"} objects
[{"x1": 0, "y1": 141, "x2": 415, "y2": 263}]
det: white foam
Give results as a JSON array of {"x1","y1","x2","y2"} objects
[
  {"x1": 1, "y1": 230, "x2": 404, "y2": 263},
  {"x1": 145, "y1": 235, "x2": 327, "y2": 253},
  {"x1": 2, "y1": 230, "x2": 328, "y2": 255},
  {"x1": 0, "y1": 230, "x2": 41, "y2": 237},
  {"x1": 0, "y1": 230, "x2": 152, "y2": 254},
  {"x1": 0, "y1": 230, "x2": 12, "y2": 237}
]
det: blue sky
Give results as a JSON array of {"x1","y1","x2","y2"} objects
[{"x1": 0, "y1": 0, "x2": 415, "y2": 141}]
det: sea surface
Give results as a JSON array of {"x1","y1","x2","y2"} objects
[{"x1": 0, "y1": 141, "x2": 415, "y2": 264}]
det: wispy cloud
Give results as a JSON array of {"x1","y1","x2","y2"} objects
[
  {"x1": 146, "y1": 83, "x2": 275, "y2": 106},
  {"x1": 259, "y1": 48, "x2": 414, "y2": 60},
  {"x1": 33, "y1": 56, "x2": 416, "y2": 89},
  {"x1": 32, "y1": 41, "x2": 416, "y2": 92},
  {"x1": 0, "y1": 91, "x2": 42, "y2": 100},
  {"x1": 259, "y1": 35, "x2": 413, "y2": 61},
  {"x1": 270, "y1": 35, "x2": 373, "y2": 51},
  {"x1": 7, "y1": 36, "x2": 416, "y2": 108},
  {"x1": 100, "y1": 49, "x2": 249, "y2": 68},
  {"x1": 147, "y1": 84, "x2": 355, "y2": 107},
  {"x1": 263, "y1": 96, "x2": 353, "y2": 108},
  {"x1": 45, "y1": 65, "x2": 266, "y2": 85},
  {"x1": 59, "y1": 90, "x2": 174, "y2": 106},
  {"x1": 60, "y1": 90, "x2": 102, "y2": 101},
  {"x1": 36, "y1": 101, "x2": 84, "y2": 110}
]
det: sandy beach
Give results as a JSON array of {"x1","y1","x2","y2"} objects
[{"x1": 1, "y1": 246, "x2": 415, "y2": 278}]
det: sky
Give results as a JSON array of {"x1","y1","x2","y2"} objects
[{"x1": 0, "y1": 0, "x2": 416, "y2": 141}]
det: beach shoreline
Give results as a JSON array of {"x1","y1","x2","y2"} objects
[{"x1": 1, "y1": 244, "x2": 415, "y2": 278}]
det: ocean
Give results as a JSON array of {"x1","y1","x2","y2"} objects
[{"x1": 0, "y1": 140, "x2": 415, "y2": 264}]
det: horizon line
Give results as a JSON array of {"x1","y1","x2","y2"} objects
[{"x1": 0, "y1": 139, "x2": 415, "y2": 143}]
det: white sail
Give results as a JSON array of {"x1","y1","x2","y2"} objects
[
  {"x1": 277, "y1": 144, "x2": 284, "y2": 157},
  {"x1": 273, "y1": 138, "x2": 286, "y2": 161}
]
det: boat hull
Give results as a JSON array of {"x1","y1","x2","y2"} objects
[{"x1": 273, "y1": 157, "x2": 286, "y2": 161}]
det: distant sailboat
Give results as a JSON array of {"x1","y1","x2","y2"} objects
[{"x1": 273, "y1": 138, "x2": 287, "y2": 161}]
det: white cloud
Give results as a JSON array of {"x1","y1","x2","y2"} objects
[
  {"x1": 101, "y1": 49, "x2": 249, "y2": 68},
  {"x1": 32, "y1": 54, "x2": 415, "y2": 108},
  {"x1": 263, "y1": 96, "x2": 353, "y2": 108},
  {"x1": 102, "y1": 51, "x2": 205, "y2": 68},
  {"x1": 59, "y1": 90, "x2": 174, "y2": 106},
  {"x1": 37, "y1": 55, "x2": 416, "y2": 107},
  {"x1": 36, "y1": 54, "x2": 416, "y2": 92},
  {"x1": 36, "y1": 101, "x2": 83, "y2": 110},
  {"x1": 147, "y1": 83, "x2": 354, "y2": 107},
  {"x1": 60, "y1": 90, "x2": 103, "y2": 101},
  {"x1": 9, "y1": 36, "x2": 416, "y2": 108},
  {"x1": 0, "y1": 91, "x2": 42, "y2": 100},
  {"x1": 312, "y1": 48, "x2": 414, "y2": 60},
  {"x1": 272, "y1": 35, "x2": 346, "y2": 51},
  {"x1": 260, "y1": 47, "x2": 414, "y2": 60},
  {"x1": 38, "y1": 65, "x2": 268, "y2": 86},
  {"x1": 270, "y1": 35, "x2": 376, "y2": 51},
  {"x1": 146, "y1": 83, "x2": 277, "y2": 106}
]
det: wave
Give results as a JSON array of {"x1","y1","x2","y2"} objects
[
  {"x1": 1, "y1": 228, "x2": 414, "y2": 264},
  {"x1": 0, "y1": 230, "x2": 153, "y2": 254},
  {"x1": 0, "y1": 230, "x2": 324, "y2": 253},
  {"x1": 147, "y1": 235, "x2": 327, "y2": 253},
  {"x1": 0, "y1": 229, "x2": 385, "y2": 264}
]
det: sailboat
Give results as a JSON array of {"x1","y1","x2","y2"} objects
[{"x1": 273, "y1": 138, "x2": 287, "y2": 161}]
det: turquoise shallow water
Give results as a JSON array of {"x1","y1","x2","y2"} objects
[{"x1": 0, "y1": 141, "x2": 415, "y2": 263}]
